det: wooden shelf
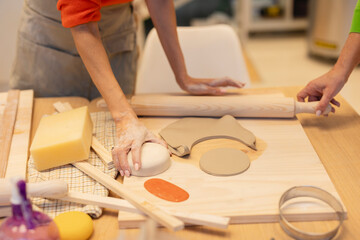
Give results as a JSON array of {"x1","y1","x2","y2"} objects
[{"x1": 237, "y1": 0, "x2": 308, "y2": 40}]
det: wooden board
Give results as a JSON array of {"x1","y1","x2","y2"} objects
[
  {"x1": 0, "y1": 90, "x2": 19, "y2": 178},
  {"x1": 6, "y1": 90, "x2": 34, "y2": 179},
  {"x1": 0, "y1": 90, "x2": 33, "y2": 179},
  {"x1": 118, "y1": 116, "x2": 346, "y2": 227}
]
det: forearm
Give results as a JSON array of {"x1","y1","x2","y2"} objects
[
  {"x1": 145, "y1": 0, "x2": 188, "y2": 88},
  {"x1": 333, "y1": 33, "x2": 360, "y2": 81},
  {"x1": 70, "y1": 22, "x2": 136, "y2": 122}
]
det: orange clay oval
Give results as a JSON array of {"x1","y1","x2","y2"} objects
[{"x1": 144, "y1": 178, "x2": 189, "y2": 202}]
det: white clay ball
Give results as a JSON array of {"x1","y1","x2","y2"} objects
[{"x1": 127, "y1": 142, "x2": 171, "y2": 177}]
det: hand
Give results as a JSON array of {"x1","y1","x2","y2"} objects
[
  {"x1": 179, "y1": 76, "x2": 245, "y2": 95},
  {"x1": 111, "y1": 115, "x2": 168, "y2": 177},
  {"x1": 297, "y1": 69, "x2": 345, "y2": 115}
]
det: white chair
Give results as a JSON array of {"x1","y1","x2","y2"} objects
[{"x1": 135, "y1": 24, "x2": 251, "y2": 94}]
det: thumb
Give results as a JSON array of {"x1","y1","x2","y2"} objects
[{"x1": 316, "y1": 92, "x2": 332, "y2": 114}]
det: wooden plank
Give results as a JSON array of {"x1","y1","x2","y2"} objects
[
  {"x1": 56, "y1": 192, "x2": 229, "y2": 229},
  {"x1": 0, "y1": 90, "x2": 20, "y2": 178},
  {"x1": 5, "y1": 90, "x2": 34, "y2": 179},
  {"x1": 118, "y1": 116, "x2": 346, "y2": 226},
  {"x1": 91, "y1": 136, "x2": 114, "y2": 169},
  {"x1": 0, "y1": 92, "x2": 7, "y2": 116}
]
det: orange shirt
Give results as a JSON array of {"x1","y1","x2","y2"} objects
[{"x1": 57, "y1": 0, "x2": 132, "y2": 28}]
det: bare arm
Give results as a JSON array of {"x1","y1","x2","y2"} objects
[
  {"x1": 70, "y1": 22, "x2": 135, "y2": 120},
  {"x1": 145, "y1": 0, "x2": 244, "y2": 95},
  {"x1": 332, "y1": 33, "x2": 360, "y2": 78},
  {"x1": 71, "y1": 22, "x2": 167, "y2": 177},
  {"x1": 297, "y1": 33, "x2": 360, "y2": 114}
]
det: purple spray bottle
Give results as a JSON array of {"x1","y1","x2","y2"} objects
[{"x1": 0, "y1": 179, "x2": 60, "y2": 240}]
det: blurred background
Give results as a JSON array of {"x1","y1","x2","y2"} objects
[{"x1": 1, "y1": 0, "x2": 359, "y2": 113}]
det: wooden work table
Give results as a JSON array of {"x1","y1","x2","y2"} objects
[{"x1": 12, "y1": 87, "x2": 360, "y2": 239}]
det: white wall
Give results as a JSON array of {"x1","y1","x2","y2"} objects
[{"x1": 0, "y1": 1, "x2": 24, "y2": 91}]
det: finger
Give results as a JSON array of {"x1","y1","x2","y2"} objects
[
  {"x1": 188, "y1": 84, "x2": 224, "y2": 96},
  {"x1": 111, "y1": 148, "x2": 122, "y2": 176},
  {"x1": 208, "y1": 77, "x2": 245, "y2": 88},
  {"x1": 308, "y1": 96, "x2": 319, "y2": 102},
  {"x1": 330, "y1": 98, "x2": 340, "y2": 107},
  {"x1": 130, "y1": 144, "x2": 142, "y2": 172},
  {"x1": 146, "y1": 134, "x2": 168, "y2": 148},
  {"x1": 297, "y1": 88, "x2": 309, "y2": 102},
  {"x1": 316, "y1": 92, "x2": 333, "y2": 114},
  {"x1": 118, "y1": 148, "x2": 131, "y2": 177},
  {"x1": 145, "y1": 132, "x2": 172, "y2": 155}
]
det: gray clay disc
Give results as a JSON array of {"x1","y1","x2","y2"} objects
[{"x1": 199, "y1": 148, "x2": 250, "y2": 176}]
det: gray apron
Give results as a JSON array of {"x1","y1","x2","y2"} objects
[{"x1": 10, "y1": 0, "x2": 137, "y2": 99}]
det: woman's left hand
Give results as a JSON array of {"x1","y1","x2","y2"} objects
[{"x1": 179, "y1": 76, "x2": 245, "y2": 95}]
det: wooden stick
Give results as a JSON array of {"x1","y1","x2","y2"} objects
[
  {"x1": 53, "y1": 101, "x2": 114, "y2": 169},
  {"x1": 73, "y1": 161, "x2": 184, "y2": 231},
  {"x1": 5, "y1": 90, "x2": 34, "y2": 179},
  {"x1": 0, "y1": 90, "x2": 20, "y2": 178},
  {"x1": 56, "y1": 192, "x2": 229, "y2": 229},
  {"x1": 91, "y1": 136, "x2": 114, "y2": 169},
  {"x1": 52, "y1": 101, "x2": 73, "y2": 113}
]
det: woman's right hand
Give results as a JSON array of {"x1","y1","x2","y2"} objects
[
  {"x1": 111, "y1": 114, "x2": 168, "y2": 177},
  {"x1": 297, "y1": 69, "x2": 345, "y2": 115}
]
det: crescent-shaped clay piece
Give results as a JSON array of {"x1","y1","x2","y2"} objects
[{"x1": 127, "y1": 143, "x2": 171, "y2": 177}]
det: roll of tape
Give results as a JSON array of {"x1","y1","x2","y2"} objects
[{"x1": 279, "y1": 186, "x2": 345, "y2": 240}]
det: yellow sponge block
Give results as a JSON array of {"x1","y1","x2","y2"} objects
[
  {"x1": 30, "y1": 106, "x2": 93, "y2": 171},
  {"x1": 54, "y1": 211, "x2": 93, "y2": 240}
]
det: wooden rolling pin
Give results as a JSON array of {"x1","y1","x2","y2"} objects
[
  {"x1": 0, "y1": 179, "x2": 68, "y2": 206},
  {"x1": 130, "y1": 94, "x2": 332, "y2": 118}
]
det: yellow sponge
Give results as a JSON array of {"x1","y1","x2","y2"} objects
[
  {"x1": 30, "y1": 106, "x2": 93, "y2": 171},
  {"x1": 54, "y1": 211, "x2": 93, "y2": 240}
]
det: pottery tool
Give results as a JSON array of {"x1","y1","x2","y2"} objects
[
  {"x1": 130, "y1": 94, "x2": 332, "y2": 118},
  {"x1": 0, "y1": 90, "x2": 33, "y2": 179},
  {"x1": 30, "y1": 106, "x2": 184, "y2": 231},
  {"x1": 0, "y1": 179, "x2": 68, "y2": 206},
  {"x1": 279, "y1": 186, "x2": 345, "y2": 240}
]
